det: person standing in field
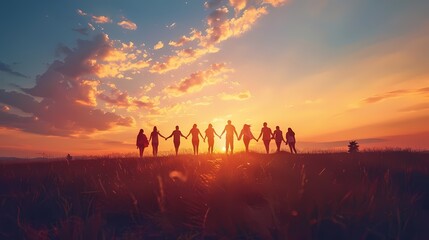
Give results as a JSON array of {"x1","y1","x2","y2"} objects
[
  {"x1": 165, "y1": 126, "x2": 187, "y2": 156},
  {"x1": 136, "y1": 129, "x2": 149, "y2": 158},
  {"x1": 204, "y1": 123, "x2": 220, "y2": 154},
  {"x1": 220, "y1": 120, "x2": 239, "y2": 155},
  {"x1": 273, "y1": 126, "x2": 285, "y2": 152},
  {"x1": 186, "y1": 124, "x2": 205, "y2": 155},
  {"x1": 257, "y1": 122, "x2": 274, "y2": 154},
  {"x1": 238, "y1": 124, "x2": 258, "y2": 153},
  {"x1": 286, "y1": 127, "x2": 297, "y2": 154},
  {"x1": 149, "y1": 126, "x2": 166, "y2": 157}
]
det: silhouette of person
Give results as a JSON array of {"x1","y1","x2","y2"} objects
[
  {"x1": 186, "y1": 124, "x2": 205, "y2": 155},
  {"x1": 286, "y1": 127, "x2": 297, "y2": 154},
  {"x1": 204, "y1": 123, "x2": 220, "y2": 154},
  {"x1": 220, "y1": 120, "x2": 238, "y2": 154},
  {"x1": 273, "y1": 126, "x2": 285, "y2": 152},
  {"x1": 149, "y1": 126, "x2": 165, "y2": 157},
  {"x1": 165, "y1": 126, "x2": 187, "y2": 156},
  {"x1": 136, "y1": 129, "x2": 149, "y2": 158},
  {"x1": 238, "y1": 124, "x2": 257, "y2": 153},
  {"x1": 257, "y1": 122, "x2": 273, "y2": 154}
]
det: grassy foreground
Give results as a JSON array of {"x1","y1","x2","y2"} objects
[{"x1": 1, "y1": 151, "x2": 429, "y2": 239}]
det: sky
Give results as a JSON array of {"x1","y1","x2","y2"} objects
[{"x1": 1, "y1": 0, "x2": 429, "y2": 157}]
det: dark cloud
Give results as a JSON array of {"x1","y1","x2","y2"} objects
[
  {"x1": 0, "y1": 61, "x2": 28, "y2": 78},
  {"x1": 0, "y1": 34, "x2": 133, "y2": 136}
]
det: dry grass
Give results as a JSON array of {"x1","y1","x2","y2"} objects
[{"x1": 0, "y1": 151, "x2": 428, "y2": 239}]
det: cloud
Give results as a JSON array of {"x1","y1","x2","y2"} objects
[
  {"x1": 142, "y1": 82, "x2": 155, "y2": 93},
  {"x1": 219, "y1": 90, "x2": 251, "y2": 101},
  {"x1": 201, "y1": 6, "x2": 268, "y2": 47},
  {"x1": 150, "y1": 46, "x2": 219, "y2": 74},
  {"x1": 76, "y1": 9, "x2": 87, "y2": 16},
  {"x1": 154, "y1": 41, "x2": 164, "y2": 50},
  {"x1": 0, "y1": 61, "x2": 28, "y2": 78},
  {"x1": 92, "y1": 15, "x2": 112, "y2": 24},
  {"x1": 204, "y1": 0, "x2": 223, "y2": 9},
  {"x1": 399, "y1": 103, "x2": 429, "y2": 112},
  {"x1": 164, "y1": 63, "x2": 232, "y2": 96},
  {"x1": 362, "y1": 87, "x2": 429, "y2": 104},
  {"x1": 0, "y1": 34, "x2": 134, "y2": 137},
  {"x1": 98, "y1": 84, "x2": 156, "y2": 110},
  {"x1": 168, "y1": 29, "x2": 202, "y2": 47},
  {"x1": 151, "y1": 3, "x2": 274, "y2": 74},
  {"x1": 229, "y1": 0, "x2": 247, "y2": 13},
  {"x1": 56, "y1": 37, "x2": 151, "y2": 79},
  {"x1": 1, "y1": 105, "x2": 10, "y2": 112},
  {"x1": 117, "y1": 19, "x2": 138, "y2": 30},
  {"x1": 263, "y1": 0, "x2": 287, "y2": 7},
  {"x1": 166, "y1": 22, "x2": 176, "y2": 29}
]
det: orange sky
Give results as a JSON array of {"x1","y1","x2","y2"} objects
[{"x1": 0, "y1": 0, "x2": 428, "y2": 157}]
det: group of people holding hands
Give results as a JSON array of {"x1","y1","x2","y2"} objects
[{"x1": 136, "y1": 120, "x2": 297, "y2": 157}]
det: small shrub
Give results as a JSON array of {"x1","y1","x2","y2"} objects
[{"x1": 348, "y1": 141, "x2": 359, "y2": 153}]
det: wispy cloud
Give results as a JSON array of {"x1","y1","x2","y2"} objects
[
  {"x1": 362, "y1": 87, "x2": 429, "y2": 104},
  {"x1": 151, "y1": 1, "x2": 277, "y2": 74},
  {"x1": 76, "y1": 9, "x2": 87, "y2": 16},
  {"x1": 92, "y1": 15, "x2": 112, "y2": 24},
  {"x1": 117, "y1": 19, "x2": 137, "y2": 30},
  {"x1": 263, "y1": 0, "x2": 287, "y2": 7},
  {"x1": 98, "y1": 84, "x2": 156, "y2": 110},
  {"x1": 164, "y1": 63, "x2": 232, "y2": 97},
  {"x1": 153, "y1": 41, "x2": 164, "y2": 50},
  {"x1": 166, "y1": 22, "x2": 176, "y2": 29},
  {"x1": 0, "y1": 61, "x2": 28, "y2": 78},
  {"x1": 399, "y1": 103, "x2": 429, "y2": 112},
  {"x1": 150, "y1": 46, "x2": 219, "y2": 74},
  {"x1": 219, "y1": 90, "x2": 251, "y2": 101}
]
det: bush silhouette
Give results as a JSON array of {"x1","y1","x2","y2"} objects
[{"x1": 348, "y1": 140, "x2": 359, "y2": 153}]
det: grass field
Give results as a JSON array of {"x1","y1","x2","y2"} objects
[{"x1": 1, "y1": 151, "x2": 428, "y2": 239}]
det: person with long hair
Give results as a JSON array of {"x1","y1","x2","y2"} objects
[
  {"x1": 204, "y1": 123, "x2": 220, "y2": 154},
  {"x1": 285, "y1": 127, "x2": 297, "y2": 154},
  {"x1": 165, "y1": 126, "x2": 187, "y2": 156},
  {"x1": 186, "y1": 124, "x2": 205, "y2": 155},
  {"x1": 136, "y1": 129, "x2": 149, "y2": 158},
  {"x1": 257, "y1": 122, "x2": 273, "y2": 154},
  {"x1": 273, "y1": 126, "x2": 285, "y2": 152},
  {"x1": 238, "y1": 124, "x2": 258, "y2": 153},
  {"x1": 149, "y1": 126, "x2": 165, "y2": 157},
  {"x1": 220, "y1": 120, "x2": 239, "y2": 155}
]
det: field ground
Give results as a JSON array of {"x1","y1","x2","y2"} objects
[{"x1": 1, "y1": 151, "x2": 429, "y2": 239}]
